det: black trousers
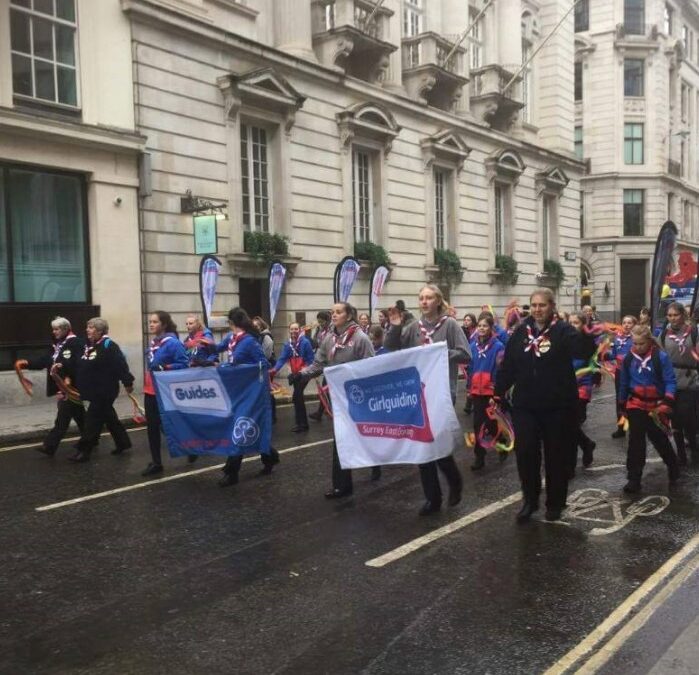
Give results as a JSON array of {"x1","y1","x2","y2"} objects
[
  {"x1": 472, "y1": 395, "x2": 495, "y2": 459},
  {"x1": 223, "y1": 447, "x2": 280, "y2": 476},
  {"x1": 43, "y1": 399, "x2": 85, "y2": 452},
  {"x1": 76, "y1": 398, "x2": 130, "y2": 455},
  {"x1": 144, "y1": 393, "x2": 163, "y2": 465},
  {"x1": 574, "y1": 399, "x2": 593, "y2": 452},
  {"x1": 614, "y1": 372, "x2": 625, "y2": 426},
  {"x1": 627, "y1": 408, "x2": 679, "y2": 480},
  {"x1": 419, "y1": 455, "x2": 462, "y2": 504},
  {"x1": 332, "y1": 440, "x2": 353, "y2": 492},
  {"x1": 512, "y1": 407, "x2": 576, "y2": 509},
  {"x1": 672, "y1": 390, "x2": 698, "y2": 461},
  {"x1": 293, "y1": 379, "x2": 309, "y2": 428}
]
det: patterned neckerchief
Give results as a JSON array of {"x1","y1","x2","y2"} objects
[
  {"x1": 476, "y1": 335, "x2": 495, "y2": 359},
  {"x1": 523, "y1": 319, "x2": 557, "y2": 357},
  {"x1": 630, "y1": 349, "x2": 652, "y2": 374},
  {"x1": 418, "y1": 315, "x2": 449, "y2": 345},
  {"x1": 666, "y1": 325, "x2": 692, "y2": 354},
  {"x1": 83, "y1": 335, "x2": 110, "y2": 359},
  {"x1": 52, "y1": 333, "x2": 76, "y2": 363},
  {"x1": 227, "y1": 332, "x2": 247, "y2": 361},
  {"x1": 329, "y1": 325, "x2": 358, "y2": 359},
  {"x1": 148, "y1": 334, "x2": 174, "y2": 363}
]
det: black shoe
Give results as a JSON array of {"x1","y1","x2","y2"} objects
[
  {"x1": 188, "y1": 454, "x2": 198, "y2": 464},
  {"x1": 612, "y1": 428, "x2": 626, "y2": 439},
  {"x1": 516, "y1": 502, "x2": 539, "y2": 523},
  {"x1": 497, "y1": 451, "x2": 509, "y2": 463},
  {"x1": 470, "y1": 456, "x2": 485, "y2": 471},
  {"x1": 668, "y1": 465, "x2": 681, "y2": 484},
  {"x1": 545, "y1": 508, "x2": 563, "y2": 522},
  {"x1": 68, "y1": 451, "x2": 90, "y2": 463},
  {"x1": 418, "y1": 501, "x2": 441, "y2": 516},
  {"x1": 677, "y1": 452, "x2": 688, "y2": 468},
  {"x1": 623, "y1": 479, "x2": 641, "y2": 494},
  {"x1": 257, "y1": 465, "x2": 274, "y2": 476},
  {"x1": 36, "y1": 446, "x2": 56, "y2": 457},
  {"x1": 370, "y1": 466, "x2": 382, "y2": 481},
  {"x1": 448, "y1": 490, "x2": 462, "y2": 507},
  {"x1": 141, "y1": 463, "x2": 163, "y2": 477},
  {"x1": 268, "y1": 449, "x2": 280, "y2": 465},
  {"x1": 291, "y1": 425, "x2": 309, "y2": 433},
  {"x1": 325, "y1": 488, "x2": 352, "y2": 499},
  {"x1": 110, "y1": 444, "x2": 132, "y2": 456},
  {"x1": 309, "y1": 411, "x2": 323, "y2": 421},
  {"x1": 218, "y1": 473, "x2": 238, "y2": 487},
  {"x1": 582, "y1": 441, "x2": 596, "y2": 468}
]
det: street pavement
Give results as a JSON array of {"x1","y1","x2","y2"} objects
[{"x1": 1, "y1": 385, "x2": 699, "y2": 674}]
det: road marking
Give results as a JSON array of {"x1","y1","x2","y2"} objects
[
  {"x1": 365, "y1": 491, "x2": 522, "y2": 568},
  {"x1": 543, "y1": 533, "x2": 699, "y2": 674},
  {"x1": 35, "y1": 438, "x2": 333, "y2": 512},
  {"x1": 585, "y1": 457, "x2": 662, "y2": 472}
]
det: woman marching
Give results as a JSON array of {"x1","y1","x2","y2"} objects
[
  {"x1": 610, "y1": 315, "x2": 637, "y2": 439},
  {"x1": 270, "y1": 322, "x2": 315, "y2": 433},
  {"x1": 619, "y1": 324, "x2": 680, "y2": 492},
  {"x1": 296, "y1": 302, "x2": 374, "y2": 498},
  {"x1": 384, "y1": 284, "x2": 471, "y2": 516},
  {"x1": 308, "y1": 311, "x2": 332, "y2": 423},
  {"x1": 656, "y1": 302, "x2": 698, "y2": 466},
  {"x1": 461, "y1": 313, "x2": 478, "y2": 414},
  {"x1": 494, "y1": 289, "x2": 595, "y2": 522},
  {"x1": 217, "y1": 308, "x2": 280, "y2": 487},
  {"x1": 468, "y1": 313, "x2": 505, "y2": 471},
  {"x1": 183, "y1": 314, "x2": 217, "y2": 366},
  {"x1": 568, "y1": 312, "x2": 596, "y2": 473},
  {"x1": 358, "y1": 313, "x2": 371, "y2": 334},
  {"x1": 252, "y1": 316, "x2": 277, "y2": 425},
  {"x1": 141, "y1": 311, "x2": 190, "y2": 477}
]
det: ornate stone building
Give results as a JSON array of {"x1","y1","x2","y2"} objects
[{"x1": 576, "y1": 0, "x2": 699, "y2": 319}]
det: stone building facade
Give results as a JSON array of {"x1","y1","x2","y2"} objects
[
  {"x1": 576, "y1": 0, "x2": 699, "y2": 319},
  {"x1": 0, "y1": 0, "x2": 144, "y2": 404},
  {"x1": 123, "y1": 0, "x2": 583, "y2": 342}
]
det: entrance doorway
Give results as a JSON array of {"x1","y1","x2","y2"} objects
[
  {"x1": 239, "y1": 278, "x2": 270, "y2": 321},
  {"x1": 619, "y1": 259, "x2": 647, "y2": 319}
]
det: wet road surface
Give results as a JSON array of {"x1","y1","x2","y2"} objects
[{"x1": 1, "y1": 392, "x2": 699, "y2": 674}]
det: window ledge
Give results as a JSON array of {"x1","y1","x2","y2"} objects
[
  {"x1": 535, "y1": 272, "x2": 561, "y2": 288},
  {"x1": 226, "y1": 252, "x2": 301, "y2": 279},
  {"x1": 208, "y1": 0, "x2": 259, "y2": 18},
  {"x1": 486, "y1": 269, "x2": 519, "y2": 286}
]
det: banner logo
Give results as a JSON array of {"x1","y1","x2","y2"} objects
[
  {"x1": 232, "y1": 417, "x2": 261, "y2": 446},
  {"x1": 344, "y1": 366, "x2": 434, "y2": 442},
  {"x1": 166, "y1": 377, "x2": 230, "y2": 414}
]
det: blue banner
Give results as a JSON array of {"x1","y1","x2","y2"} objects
[{"x1": 153, "y1": 364, "x2": 272, "y2": 458}]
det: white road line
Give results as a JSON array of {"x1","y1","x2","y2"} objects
[
  {"x1": 365, "y1": 460, "x2": 649, "y2": 568},
  {"x1": 543, "y1": 533, "x2": 699, "y2": 675},
  {"x1": 585, "y1": 457, "x2": 662, "y2": 473},
  {"x1": 35, "y1": 438, "x2": 333, "y2": 512},
  {"x1": 365, "y1": 492, "x2": 522, "y2": 568}
]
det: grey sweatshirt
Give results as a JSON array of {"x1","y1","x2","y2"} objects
[
  {"x1": 656, "y1": 325, "x2": 699, "y2": 390},
  {"x1": 384, "y1": 315, "x2": 471, "y2": 399},
  {"x1": 303, "y1": 321, "x2": 375, "y2": 378}
]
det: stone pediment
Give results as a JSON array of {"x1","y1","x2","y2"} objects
[
  {"x1": 421, "y1": 129, "x2": 471, "y2": 172},
  {"x1": 535, "y1": 166, "x2": 570, "y2": 194},
  {"x1": 336, "y1": 101, "x2": 401, "y2": 153},
  {"x1": 485, "y1": 148, "x2": 526, "y2": 183}
]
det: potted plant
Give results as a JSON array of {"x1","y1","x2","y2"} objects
[
  {"x1": 433, "y1": 248, "x2": 464, "y2": 285},
  {"x1": 491, "y1": 254, "x2": 519, "y2": 285},
  {"x1": 354, "y1": 241, "x2": 393, "y2": 270},
  {"x1": 243, "y1": 231, "x2": 290, "y2": 264},
  {"x1": 538, "y1": 258, "x2": 565, "y2": 287}
]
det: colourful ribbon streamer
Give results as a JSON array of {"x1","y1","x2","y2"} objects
[
  {"x1": 649, "y1": 406, "x2": 673, "y2": 437},
  {"x1": 14, "y1": 361, "x2": 33, "y2": 397},
  {"x1": 50, "y1": 371, "x2": 82, "y2": 405},
  {"x1": 270, "y1": 381, "x2": 291, "y2": 399},
  {"x1": 127, "y1": 393, "x2": 147, "y2": 424},
  {"x1": 317, "y1": 381, "x2": 333, "y2": 419},
  {"x1": 477, "y1": 400, "x2": 515, "y2": 453}
]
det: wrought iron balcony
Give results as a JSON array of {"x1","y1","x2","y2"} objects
[
  {"x1": 311, "y1": 0, "x2": 397, "y2": 83},
  {"x1": 401, "y1": 32, "x2": 467, "y2": 111}
]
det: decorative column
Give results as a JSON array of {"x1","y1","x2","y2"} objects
[{"x1": 274, "y1": 0, "x2": 317, "y2": 62}]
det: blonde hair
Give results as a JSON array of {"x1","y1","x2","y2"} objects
[
  {"x1": 631, "y1": 325, "x2": 653, "y2": 341},
  {"x1": 419, "y1": 284, "x2": 448, "y2": 315}
]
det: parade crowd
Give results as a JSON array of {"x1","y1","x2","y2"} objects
[{"x1": 16, "y1": 285, "x2": 699, "y2": 521}]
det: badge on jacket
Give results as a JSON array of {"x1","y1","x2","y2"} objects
[
  {"x1": 62, "y1": 350, "x2": 71, "y2": 358},
  {"x1": 539, "y1": 339, "x2": 551, "y2": 354}
]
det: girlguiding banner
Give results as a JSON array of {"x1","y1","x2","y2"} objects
[
  {"x1": 153, "y1": 364, "x2": 271, "y2": 458},
  {"x1": 324, "y1": 343, "x2": 463, "y2": 469}
]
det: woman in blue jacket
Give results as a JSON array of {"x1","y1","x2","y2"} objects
[
  {"x1": 569, "y1": 312, "x2": 596, "y2": 474},
  {"x1": 142, "y1": 311, "x2": 190, "y2": 477},
  {"x1": 183, "y1": 314, "x2": 217, "y2": 366},
  {"x1": 217, "y1": 307, "x2": 280, "y2": 486},
  {"x1": 269, "y1": 322, "x2": 314, "y2": 432}
]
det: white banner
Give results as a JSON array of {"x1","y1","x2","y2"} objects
[
  {"x1": 370, "y1": 265, "x2": 390, "y2": 318},
  {"x1": 324, "y1": 343, "x2": 463, "y2": 469}
]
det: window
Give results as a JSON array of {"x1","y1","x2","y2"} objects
[
  {"x1": 574, "y1": 0, "x2": 589, "y2": 32},
  {"x1": 681, "y1": 82, "x2": 689, "y2": 122},
  {"x1": 680, "y1": 137, "x2": 686, "y2": 176},
  {"x1": 624, "y1": 0, "x2": 644, "y2": 35},
  {"x1": 541, "y1": 196, "x2": 555, "y2": 261},
  {"x1": 521, "y1": 40, "x2": 533, "y2": 123},
  {"x1": 352, "y1": 149, "x2": 373, "y2": 243},
  {"x1": 580, "y1": 190, "x2": 585, "y2": 238},
  {"x1": 574, "y1": 62, "x2": 583, "y2": 101},
  {"x1": 623, "y1": 189, "x2": 644, "y2": 236},
  {"x1": 402, "y1": 0, "x2": 423, "y2": 37},
  {"x1": 470, "y1": 9, "x2": 483, "y2": 70},
  {"x1": 624, "y1": 123, "x2": 644, "y2": 164},
  {"x1": 574, "y1": 126, "x2": 583, "y2": 160},
  {"x1": 664, "y1": 4, "x2": 673, "y2": 35},
  {"x1": 494, "y1": 184, "x2": 505, "y2": 256},
  {"x1": 323, "y1": 2, "x2": 335, "y2": 31},
  {"x1": 0, "y1": 164, "x2": 88, "y2": 303},
  {"x1": 10, "y1": 0, "x2": 78, "y2": 107},
  {"x1": 667, "y1": 192, "x2": 674, "y2": 220},
  {"x1": 240, "y1": 124, "x2": 270, "y2": 233},
  {"x1": 434, "y1": 168, "x2": 447, "y2": 250},
  {"x1": 624, "y1": 59, "x2": 644, "y2": 97}
]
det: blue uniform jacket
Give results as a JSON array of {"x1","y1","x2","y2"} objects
[
  {"x1": 467, "y1": 335, "x2": 504, "y2": 396},
  {"x1": 217, "y1": 332, "x2": 267, "y2": 365},
  {"x1": 147, "y1": 334, "x2": 189, "y2": 371},
  {"x1": 183, "y1": 328, "x2": 217, "y2": 365},
  {"x1": 618, "y1": 347, "x2": 677, "y2": 411},
  {"x1": 573, "y1": 356, "x2": 593, "y2": 401},
  {"x1": 495, "y1": 325, "x2": 509, "y2": 345},
  {"x1": 273, "y1": 336, "x2": 314, "y2": 372},
  {"x1": 610, "y1": 333, "x2": 633, "y2": 367}
]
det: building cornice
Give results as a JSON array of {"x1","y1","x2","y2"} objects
[
  {"x1": 580, "y1": 171, "x2": 699, "y2": 195},
  {"x1": 0, "y1": 107, "x2": 147, "y2": 155},
  {"x1": 121, "y1": 0, "x2": 583, "y2": 172}
]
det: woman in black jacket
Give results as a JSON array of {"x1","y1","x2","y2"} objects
[{"x1": 494, "y1": 289, "x2": 595, "y2": 522}]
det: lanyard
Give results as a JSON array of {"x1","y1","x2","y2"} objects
[{"x1": 418, "y1": 315, "x2": 448, "y2": 345}]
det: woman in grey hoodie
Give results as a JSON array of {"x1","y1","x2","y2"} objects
[
  {"x1": 384, "y1": 284, "x2": 471, "y2": 516},
  {"x1": 297, "y1": 302, "x2": 375, "y2": 498},
  {"x1": 656, "y1": 302, "x2": 699, "y2": 465}
]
